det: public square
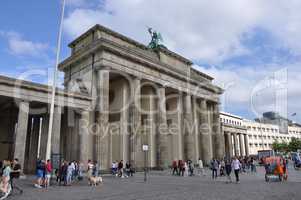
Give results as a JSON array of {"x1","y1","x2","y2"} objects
[
  {"x1": 2, "y1": 1, "x2": 301, "y2": 200},
  {"x1": 10, "y1": 166, "x2": 301, "y2": 200}
]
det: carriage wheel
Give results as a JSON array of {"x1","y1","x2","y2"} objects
[{"x1": 279, "y1": 175, "x2": 283, "y2": 182}]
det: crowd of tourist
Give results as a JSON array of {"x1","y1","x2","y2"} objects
[
  {"x1": 210, "y1": 156, "x2": 257, "y2": 183},
  {"x1": 34, "y1": 159, "x2": 92, "y2": 188},
  {"x1": 171, "y1": 159, "x2": 197, "y2": 176},
  {"x1": 169, "y1": 156, "x2": 258, "y2": 184},
  {"x1": 111, "y1": 160, "x2": 135, "y2": 178},
  {"x1": 0, "y1": 153, "x2": 291, "y2": 199},
  {"x1": 32, "y1": 159, "x2": 136, "y2": 189}
]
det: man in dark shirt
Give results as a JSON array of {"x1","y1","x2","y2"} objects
[
  {"x1": 11, "y1": 159, "x2": 21, "y2": 178},
  {"x1": 118, "y1": 160, "x2": 124, "y2": 177}
]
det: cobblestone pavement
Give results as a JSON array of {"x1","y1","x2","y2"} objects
[{"x1": 9, "y1": 166, "x2": 301, "y2": 200}]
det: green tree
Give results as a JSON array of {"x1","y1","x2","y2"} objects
[
  {"x1": 272, "y1": 140, "x2": 289, "y2": 152},
  {"x1": 288, "y1": 137, "x2": 301, "y2": 152}
]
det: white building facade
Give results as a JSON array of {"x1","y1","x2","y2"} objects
[
  {"x1": 220, "y1": 112, "x2": 301, "y2": 156},
  {"x1": 245, "y1": 120, "x2": 301, "y2": 155}
]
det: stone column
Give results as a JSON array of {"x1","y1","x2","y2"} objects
[
  {"x1": 192, "y1": 97, "x2": 200, "y2": 162},
  {"x1": 96, "y1": 69, "x2": 110, "y2": 170},
  {"x1": 184, "y1": 94, "x2": 195, "y2": 161},
  {"x1": 14, "y1": 101, "x2": 29, "y2": 171},
  {"x1": 149, "y1": 93, "x2": 157, "y2": 167},
  {"x1": 158, "y1": 86, "x2": 168, "y2": 169},
  {"x1": 212, "y1": 103, "x2": 224, "y2": 159},
  {"x1": 121, "y1": 83, "x2": 130, "y2": 163},
  {"x1": 130, "y1": 78, "x2": 141, "y2": 167},
  {"x1": 90, "y1": 68, "x2": 98, "y2": 162},
  {"x1": 39, "y1": 115, "x2": 49, "y2": 160},
  {"x1": 233, "y1": 133, "x2": 239, "y2": 156},
  {"x1": 79, "y1": 110, "x2": 91, "y2": 162},
  {"x1": 27, "y1": 117, "x2": 40, "y2": 172},
  {"x1": 225, "y1": 132, "x2": 233, "y2": 159},
  {"x1": 239, "y1": 133, "x2": 245, "y2": 156},
  {"x1": 199, "y1": 99, "x2": 212, "y2": 166},
  {"x1": 244, "y1": 134, "x2": 250, "y2": 156},
  {"x1": 177, "y1": 92, "x2": 184, "y2": 160},
  {"x1": 51, "y1": 106, "x2": 62, "y2": 155}
]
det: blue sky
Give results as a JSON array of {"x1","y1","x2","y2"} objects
[{"x1": 0, "y1": 0, "x2": 300, "y2": 123}]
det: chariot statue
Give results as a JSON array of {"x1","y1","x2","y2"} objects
[{"x1": 147, "y1": 27, "x2": 167, "y2": 49}]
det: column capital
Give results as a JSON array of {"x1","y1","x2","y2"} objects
[
  {"x1": 94, "y1": 64, "x2": 110, "y2": 71},
  {"x1": 131, "y1": 75, "x2": 142, "y2": 81}
]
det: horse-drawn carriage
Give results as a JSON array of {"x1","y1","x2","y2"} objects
[{"x1": 264, "y1": 156, "x2": 288, "y2": 182}]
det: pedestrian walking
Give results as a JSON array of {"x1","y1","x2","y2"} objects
[
  {"x1": 112, "y1": 161, "x2": 117, "y2": 176},
  {"x1": 211, "y1": 158, "x2": 218, "y2": 179},
  {"x1": 184, "y1": 161, "x2": 189, "y2": 177},
  {"x1": 172, "y1": 160, "x2": 178, "y2": 175},
  {"x1": 78, "y1": 162, "x2": 84, "y2": 181},
  {"x1": 0, "y1": 159, "x2": 12, "y2": 200},
  {"x1": 44, "y1": 160, "x2": 52, "y2": 188},
  {"x1": 34, "y1": 159, "x2": 45, "y2": 188},
  {"x1": 198, "y1": 158, "x2": 205, "y2": 176},
  {"x1": 232, "y1": 157, "x2": 241, "y2": 183},
  {"x1": 220, "y1": 159, "x2": 225, "y2": 176},
  {"x1": 250, "y1": 157, "x2": 256, "y2": 173},
  {"x1": 225, "y1": 160, "x2": 232, "y2": 183},
  {"x1": 66, "y1": 162, "x2": 73, "y2": 186},
  {"x1": 70, "y1": 161, "x2": 76, "y2": 181},
  {"x1": 118, "y1": 160, "x2": 124, "y2": 178},
  {"x1": 178, "y1": 160, "x2": 184, "y2": 176},
  {"x1": 188, "y1": 160, "x2": 194, "y2": 176},
  {"x1": 87, "y1": 160, "x2": 94, "y2": 185},
  {"x1": 61, "y1": 161, "x2": 68, "y2": 186},
  {"x1": 92, "y1": 161, "x2": 100, "y2": 177}
]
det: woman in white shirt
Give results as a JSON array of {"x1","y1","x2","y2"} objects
[
  {"x1": 231, "y1": 157, "x2": 241, "y2": 183},
  {"x1": 198, "y1": 159, "x2": 204, "y2": 176}
]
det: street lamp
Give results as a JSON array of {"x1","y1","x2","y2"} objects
[
  {"x1": 45, "y1": 0, "x2": 66, "y2": 161},
  {"x1": 142, "y1": 144, "x2": 149, "y2": 182}
]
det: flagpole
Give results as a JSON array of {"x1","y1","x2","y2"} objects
[{"x1": 46, "y1": 0, "x2": 66, "y2": 161}]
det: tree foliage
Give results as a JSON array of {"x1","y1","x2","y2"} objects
[{"x1": 272, "y1": 137, "x2": 301, "y2": 152}]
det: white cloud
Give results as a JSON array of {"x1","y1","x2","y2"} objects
[
  {"x1": 259, "y1": 0, "x2": 301, "y2": 55},
  {"x1": 2, "y1": 31, "x2": 49, "y2": 57},
  {"x1": 63, "y1": 0, "x2": 301, "y2": 122},
  {"x1": 63, "y1": 0, "x2": 301, "y2": 64},
  {"x1": 64, "y1": 0, "x2": 263, "y2": 63},
  {"x1": 194, "y1": 64, "x2": 301, "y2": 122}
]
